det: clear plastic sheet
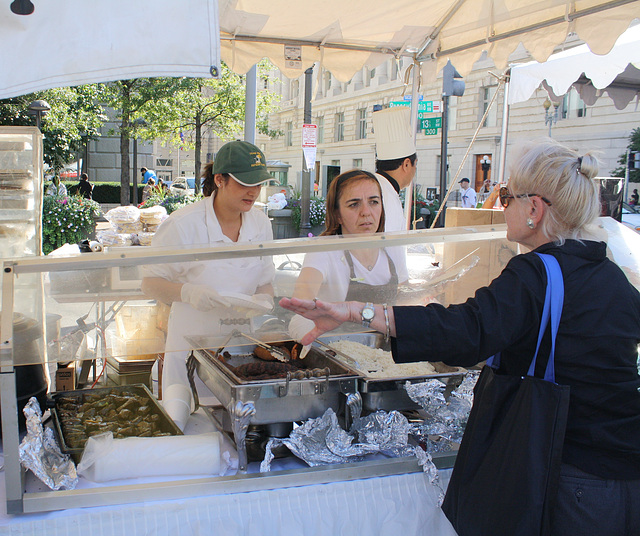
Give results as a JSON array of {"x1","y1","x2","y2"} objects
[
  {"x1": 405, "y1": 371, "x2": 480, "y2": 445},
  {"x1": 18, "y1": 397, "x2": 78, "y2": 490}
]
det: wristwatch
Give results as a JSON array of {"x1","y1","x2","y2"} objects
[{"x1": 361, "y1": 302, "x2": 375, "y2": 328}]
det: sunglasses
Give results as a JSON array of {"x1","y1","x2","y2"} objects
[{"x1": 499, "y1": 187, "x2": 552, "y2": 208}]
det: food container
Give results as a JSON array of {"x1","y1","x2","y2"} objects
[
  {"x1": 50, "y1": 384, "x2": 182, "y2": 462},
  {"x1": 318, "y1": 333, "x2": 466, "y2": 412}
]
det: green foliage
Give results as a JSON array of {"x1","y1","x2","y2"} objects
[
  {"x1": 287, "y1": 193, "x2": 326, "y2": 231},
  {"x1": 0, "y1": 86, "x2": 106, "y2": 171},
  {"x1": 42, "y1": 195, "x2": 102, "y2": 255},
  {"x1": 611, "y1": 127, "x2": 640, "y2": 183},
  {"x1": 138, "y1": 191, "x2": 201, "y2": 214}
]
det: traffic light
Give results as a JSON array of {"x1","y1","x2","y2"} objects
[
  {"x1": 629, "y1": 151, "x2": 640, "y2": 170},
  {"x1": 442, "y1": 60, "x2": 465, "y2": 97}
]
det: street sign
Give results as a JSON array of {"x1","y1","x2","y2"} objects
[
  {"x1": 389, "y1": 100, "x2": 442, "y2": 113},
  {"x1": 423, "y1": 128, "x2": 439, "y2": 136},
  {"x1": 420, "y1": 117, "x2": 442, "y2": 129},
  {"x1": 403, "y1": 95, "x2": 424, "y2": 101}
]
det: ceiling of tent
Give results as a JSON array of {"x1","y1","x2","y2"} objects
[
  {"x1": 218, "y1": 0, "x2": 640, "y2": 82},
  {"x1": 1, "y1": 0, "x2": 639, "y2": 100},
  {"x1": 509, "y1": 23, "x2": 640, "y2": 109}
]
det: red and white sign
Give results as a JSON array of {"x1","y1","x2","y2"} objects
[{"x1": 302, "y1": 124, "x2": 317, "y2": 170}]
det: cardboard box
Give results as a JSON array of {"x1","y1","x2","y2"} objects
[
  {"x1": 445, "y1": 207, "x2": 505, "y2": 227},
  {"x1": 55, "y1": 366, "x2": 76, "y2": 391}
]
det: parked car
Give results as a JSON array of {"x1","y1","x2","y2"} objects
[{"x1": 621, "y1": 202, "x2": 640, "y2": 232}]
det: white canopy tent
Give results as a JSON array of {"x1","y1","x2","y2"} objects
[
  {"x1": 509, "y1": 23, "x2": 640, "y2": 109},
  {"x1": 1, "y1": 0, "x2": 640, "y2": 99}
]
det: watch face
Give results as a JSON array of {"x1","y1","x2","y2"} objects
[{"x1": 362, "y1": 304, "x2": 375, "y2": 321}]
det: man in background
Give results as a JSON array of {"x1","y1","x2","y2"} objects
[
  {"x1": 458, "y1": 178, "x2": 477, "y2": 208},
  {"x1": 77, "y1": 173, "x2": 93, "y2": 199},
  {"x1": 141, "y1": 167, "x2": 157, "y2": 185},
  {"x1": 372, "y1": 107, "x2": 417, "y2": 231}
]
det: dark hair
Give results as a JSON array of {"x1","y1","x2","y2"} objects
[
  {"x1": 375, "y1": 153, "x2": 417, "y2": 173},
  {"x1": 80, "y1": 173, "x2": 88, "y2": 181},
  {"x1": 322, "y1": 170, "x2": 385, "y2": 236},
  {"x1": 140, "y1": 167, "x2": 147, "y2": 173},
  {"x1": 201, "y1": 162, "x2": 230, "y2": 197}
]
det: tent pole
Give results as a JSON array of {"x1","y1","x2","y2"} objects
[
  {"x1": 300, "y1": 67, "x2": 314, "y2": 236},
  {"x1": 244, "y1": 65, "x2": 257, "y2": 144},
  {"x1": 497, "y1": 70, "x2": 511, "y2": 186},
  {"x1": 406, "y1": 60, "x2": 420, "y2": 230}
]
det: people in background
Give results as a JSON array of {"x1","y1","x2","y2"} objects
[
  {"x1": 630, "y1": 188, "x2": 639, "y2": 206},
  {"x1": 477, "y1": 177, "x2": 493, "y2": 205},
  {"x1": 372, "y1": 106, "x2": 417, "y2": 231},
  {"x1": 458, "y1": 178, "x2": 477, "y2": 208},
  {"x1": 141, "y1": 167, "x2": 157, "y2": 185},
  {"x1": 142, "y1": 177, "x2": 156, "y2": 202},
  {"x1": 280, "y1": 138, "x2": 640, "y2": 536},
  {"x1": 76, "y1": 173, "x2": 93, "y2": 199},
  {"x1": 46, "y1": 175, "x2": 67, "y2": 196}
]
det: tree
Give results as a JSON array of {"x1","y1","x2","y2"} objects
[
  {"x1": 0, "y1": 86, "x2": 106, "y2": 172},
  {"x1": 611, "y1": 127, "x2": 640, "y2": 183},
  {"x1": 101, "y1": 78, "x2": 194, "y2": 205},
  {"x1": 138, "y1": 62, "x2": 281, "y2": 193}
]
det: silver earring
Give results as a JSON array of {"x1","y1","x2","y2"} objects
[{"x1": 527, "y1": 218, "x2": 535, "y2": 229}]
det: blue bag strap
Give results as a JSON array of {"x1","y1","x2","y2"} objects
[{"x1": 486, "y1": 253, "x2": 564, "y2": 383}]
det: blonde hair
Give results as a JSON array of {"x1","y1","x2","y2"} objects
[{"x1": 508, "y1": 138, "x2": 600, "y2": 245}]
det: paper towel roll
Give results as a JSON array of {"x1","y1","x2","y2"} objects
[{"x1": 77, "y1": 432, "x2": 222, "y2": 482}]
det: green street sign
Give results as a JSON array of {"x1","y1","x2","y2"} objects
[
  {"x1": 420, "y1": 117, "x2": 442, "y2": 129},
  {"x1": 390, "y1": 100, "x2": 432, "y2": 113}
]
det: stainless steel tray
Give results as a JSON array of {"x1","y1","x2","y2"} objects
[{"x1": 316, "y1": 333, "x2": 466, "y2": 412}]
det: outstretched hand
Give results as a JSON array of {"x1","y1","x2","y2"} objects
[{"x1": 279, "y1": 297, "x2": 352, "y2": 345}]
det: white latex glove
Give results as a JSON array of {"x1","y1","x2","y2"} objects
[
  {"x1": 180, "y1": 283, "x2": 232, "y2": 311},
  {"x1": 288, "y1": 314, "x2": 316, "y2": 359},
  {"x1": 219, "y1": 292, "x2": 274, "y2": 314}
]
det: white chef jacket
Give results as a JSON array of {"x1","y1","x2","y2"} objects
[
  {"x1": 301, "y1": 247, "x2": 408, "y2": 303},
  {"x1": 374, "y1": 173, "x2": 406, "y2": 232},
  {"x1": 144, "y1": 195, "x2": 275, "y2": 416},
  {"x1": 459, "y1": 187, "x2": 477, "y2": 208}
]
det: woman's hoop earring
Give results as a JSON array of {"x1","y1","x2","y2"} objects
[{"x1": 527, "y1": 218, "x2": 535, "y2": 229}]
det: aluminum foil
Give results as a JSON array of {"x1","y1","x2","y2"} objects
[
  {"x1": 19, "y1": 397, "x2": 78, "y2": 490},
  {"x1": 405, "y1": 371, "x2": 480, "y2": 445},
  {"x1": 260, "y1": 407, "x2": 437, "y2": 480}
]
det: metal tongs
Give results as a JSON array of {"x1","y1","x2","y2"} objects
[
  {"x1": 235, "y1": 331, "x2": 290, "y2": 362},
  {"x1": 315, "y1": 339, "x2": 360, "y2": 370}
]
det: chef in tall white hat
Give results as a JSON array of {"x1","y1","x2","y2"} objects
[{"x1": 372, "y1": 106, "x2": 417, "y2": 231}]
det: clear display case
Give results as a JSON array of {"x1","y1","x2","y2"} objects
[{"x1": 1, "y1": 218, "x2": 639, "y2": 513}]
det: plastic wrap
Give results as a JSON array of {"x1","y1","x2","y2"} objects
[
  {"x1": 19, "y1": 397, "x2": 78, "y2": 490},
  {"x1": 77, "y1": 431, "x2": 224, "y2": 482}
]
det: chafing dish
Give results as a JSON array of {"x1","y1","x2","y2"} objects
[
  {"x1": 317, "y1": 333, "x2": 467, "y2": 413},
  {"x1": 186, "y1": 334, "x2": 361, "y2": 471}
]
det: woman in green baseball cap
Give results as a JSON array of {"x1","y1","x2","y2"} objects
[{"x1": 142, "y1": 140, "x2": 276, "y2": 427}]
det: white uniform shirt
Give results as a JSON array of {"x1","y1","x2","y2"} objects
[
  {"x1": 145, "y1": 194, "x2": 275, "y2": 413},
  {"x1": 374, "y1": 173, "x2": 405, "y2": 231},
  {"x1": 459, "y1": 187, "x2": 477, "y2": 208},
  {"x1": 302, "y1": 247, "x2": 408, "y2": 303}
]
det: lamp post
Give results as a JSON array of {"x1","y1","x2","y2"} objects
[
  {"x1": 27, "y1": 99, "x2": 50, "y2": 130},
  {"x1": 543, "y1": 98, "x2": 559, "y2": 137},
  {"x1": 480, "y1": 155, "x2": 492, "y2": 182}
]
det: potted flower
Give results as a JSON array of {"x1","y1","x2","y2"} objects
[
  {"x1": 42, "y1": 194, "x2": 103, "y2": 254},
  {"x1": 288, "y1": 194, "x2": 326, "y2": 236}
]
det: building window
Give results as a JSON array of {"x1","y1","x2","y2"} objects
[
  {"x1": 331, "y1": 160, "x2": 340, "y2": 166},
  {"x1": 353, "y1": 158, "x2": 363, "y2": 168},
  {"x1": 156, "y1": 158, "x2": 173, "y2": 167},
  {"x1": 560, "y1": 88, "x2": 587, "y2": 119},
  {"x1": 285, "y1": 122, "x2": 293, "y2": 147},
  {"x1": 481, "y1": 86, "x2": 497, "y2": 128},
  {"x1": 317, "y1": 116, "x2": 324, "y2": 143},
  {"x1": 356, "y1": 108, "x2": 367, "y2": 140},
  {"x1": 291, "y1": 79, "x2": 300, "y2": 99},
  {"x1": 334, "y1": 112, "x2": 345, "y2": 142}
]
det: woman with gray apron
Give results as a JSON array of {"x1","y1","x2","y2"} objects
[{"x1": 288, "y1": 170, "x2": 407, "y2": 346}]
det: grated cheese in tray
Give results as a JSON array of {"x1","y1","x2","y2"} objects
[{"x1": 329, "y1": 340, "x2": 436, "y2": 379}]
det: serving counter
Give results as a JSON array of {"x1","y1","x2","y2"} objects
[{"x1": 1, "y1": 217, "x2": 638, "y2": 523}]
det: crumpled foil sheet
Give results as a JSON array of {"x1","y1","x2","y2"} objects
[
  {"x1": 405, "y1": 371, "x2": 480, "y2": 445},
  {"x1": 19, "y1": 397, "x2": 78, "y2": 490},
  {"x1": 260, "y1": 407, "x2": 440, "y2": 491}
]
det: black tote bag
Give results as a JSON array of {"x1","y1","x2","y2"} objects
[{"x1": 442, "y1": 253, "x2": 570, "y2": 536}]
